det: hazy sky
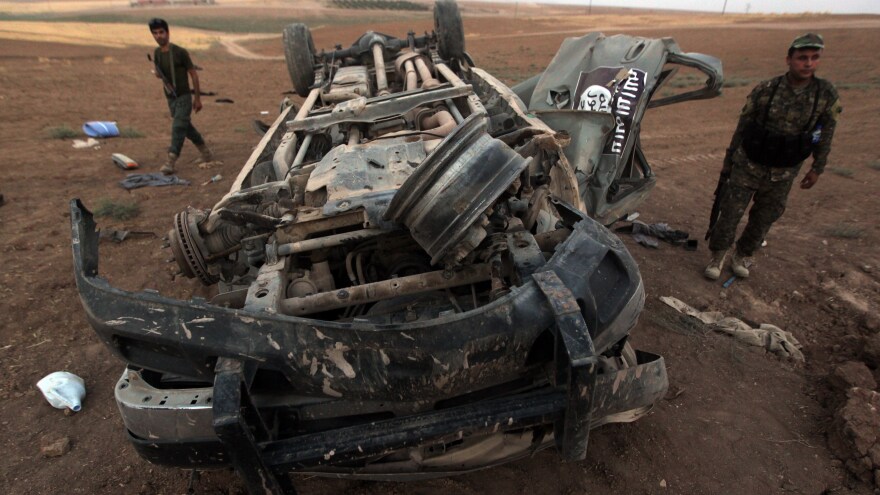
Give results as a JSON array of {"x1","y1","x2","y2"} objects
[{"x1": 476, "y1": 0, "x2": 880, "y2": 14}]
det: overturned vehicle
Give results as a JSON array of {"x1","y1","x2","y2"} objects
[{"x1": 71, "y1": 2, "x2": 721, "y2": 492}]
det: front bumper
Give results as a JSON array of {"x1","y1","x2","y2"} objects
[{"x1": 71, "y1": 199, "x2": 667, "y2": 486}]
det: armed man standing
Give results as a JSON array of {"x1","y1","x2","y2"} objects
[
  {"x1": 148, "y1": 18, "x2": 213, "y2": 175},
  {"x1": 704, "y1": 33, "x2": 842, "y2": 280}
]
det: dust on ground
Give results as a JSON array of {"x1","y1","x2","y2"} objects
[{"x1": 1, "y1": 3, "x2": 879, "y2": 494}]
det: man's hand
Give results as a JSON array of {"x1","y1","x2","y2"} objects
[
  {"x1": 800, "y1": 169, "x2": 819, "y2": 189},
  {"x1": 189, "y1": 68, "x2": 202, "y2": 113}
]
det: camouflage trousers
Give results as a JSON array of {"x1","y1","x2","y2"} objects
[
  {"x1": 708, "y1": 157, "x2": 799, "y2": 256},
  {"x1": 167, "y1": 93, "x2": 204, "y2": 156}
]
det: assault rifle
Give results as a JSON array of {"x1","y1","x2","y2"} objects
[
  {"x1": 147, "y1": 53, "x2": 177, "y2": 98},
  {"x1": 704, "y1": 169, "x2": 730, "y2": 241}
]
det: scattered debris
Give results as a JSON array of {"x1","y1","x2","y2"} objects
[
  {"x1": 119, "y1": 173, "x2": 190, "y2": 190},
  {"x1": 216, "y1": 98, "x2": 234, "y2": 104},
  {"x1": 659, "y1": 296, "x2": 805, "y2": 361},
  {"x1": 41, "y1": 436, "x2": 72, "y2": 458},
  {"x1": 98, "y1": 229, "x2": 156, "y2": 243},
  {"x1": 259, "y1": 110, "x2": 269, "y2": 115},
  {"x1": 36, "y1": 371, "x2": 86, "y2": 412},
  {"x1": 111, "y1": 153, "x2": 139, "y2": 170},
  {"x1": 616, "y1": 221, "x2": 689, "y2": 249},
  {"x1": 82, "y1": 121, "x2": 119, "y2": 138},
  {"x1": 201, "y1": 174, "x2": 223, "y2": 186},
  {"x1": 722, "y1": 276, "x2": 737, "y2": 288},
  {"x1": 72, "y1": 138, "x2": 100, "y2": 149}
]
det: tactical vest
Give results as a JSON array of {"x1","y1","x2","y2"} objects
[{"x1": 741, "y1": 77, "x2": 820, "y2": 168}]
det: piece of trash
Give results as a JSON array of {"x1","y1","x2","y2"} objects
[
  {"x1": 111, "y1": 153, "x2": 138, "y2": 170},
  {"x1": 99, "y1": 229, "x2": 156, "y2": 243},
  {"x1": 660, "y1": 479, "x2": 667, "y2": 488},
  {"x1": 201, "y1": 174, "x2": 223, "y2": 186},
  {"x1": 216, "y1": 98, "x2": 234, "y2": 104},
  {"x1": 659, "y1": 295, "x2": 805, "y2": 361},
  {"x1": 37, "y1": 372, "x2": 86, "y2": 412},
  {"x1": 684, "y1": 239, "x2": 698, "y2": 251},
  {"x1": 611, "y1": 211, "x2": 640, "y2": 225},
  {"x1": 199, "y1": 90, "x2": 217, "y2": 96},
  {"x1": 119, "y1": 173, "x2": 191, "y2": 190},
  {"x1": 82, "y1": 121, "x2": 119, "y2": 138},
  {"x1": 260, "y1": 110, "x2": 270, "y2": 115},
  {"x1": 722, "y1": 275, "x2": 737, "y2": 288},
  {"x1": 72, "y1": 138, "x2": 100, "y2": 149},
  {"x1": 761, "y1": 240, "x2": 768, "y2": 247}
]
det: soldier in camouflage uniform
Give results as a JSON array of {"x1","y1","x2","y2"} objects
[
  {"x1": 704, "y1": 33, "x2": 842, "y2": 280},
  {"x1": 148, "y1": 18, "x2": 213, "y2": 175}
]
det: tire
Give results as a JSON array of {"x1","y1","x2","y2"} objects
[
  {"x1": 247, "y1": 160, "x2": 277, "y2": 188},
  {"x1": 282, "y1": 23, "x2": 316, "y2": 97},
  {"x1": 434, "y1": 0, "x2": 465, "y2": 61}
]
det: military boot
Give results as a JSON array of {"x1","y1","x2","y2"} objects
[
  {"x1": 703, "y1": 250, "x2": 728, "y2": 281},
  {"x1": 196, "y1": 142, "x2": 213, "y2": 163},
  {"x1": 731, "y1": 250, "x2": 750, "y2": 278},
  {"x1": 160, "y1": 152, "x2": 178, "y2": 175}
]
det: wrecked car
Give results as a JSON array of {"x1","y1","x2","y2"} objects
[{"x1": 71, "y1": 1, "x2": 721, "y2": 492}]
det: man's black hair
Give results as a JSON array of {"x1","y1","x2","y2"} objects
[{"x1": 148, "y1": 18, "x2": 168, "y2": 32}]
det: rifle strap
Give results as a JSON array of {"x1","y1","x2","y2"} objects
[{"x1": 169, "y1": 44, "x2": 176, "y2": 93}]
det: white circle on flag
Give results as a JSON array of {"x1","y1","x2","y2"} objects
[{"x1": 579, "y1": 85, "x2": 612, "y2": 113}]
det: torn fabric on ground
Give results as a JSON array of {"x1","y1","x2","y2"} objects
[
  {"x1": 660, "y1": 295, "x2": 805, "y2": 361},
  {"x1": 119, "y1": 173, "x2": 190, "y2": 190},
  {"x1": 617, "y1": 221, "x2": 689, "y2": 248}
]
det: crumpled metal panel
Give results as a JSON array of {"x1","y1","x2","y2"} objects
[
  {"x1": 523, "y1": 33, "x2": 722, "y2": 223},
  {"x1": 306, "y1": 138, "x2": 426, "y2": 201}
]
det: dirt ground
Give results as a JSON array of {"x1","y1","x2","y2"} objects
[{"x1": 1, "y1": 3, "x2": 880, "y2": 494}]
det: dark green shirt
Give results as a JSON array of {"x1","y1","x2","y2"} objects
[
  {"x1": 729, "y1": 74, "x2": 842, "y2": 174},
  {"x1": 153, "y1": 43, "x2": 194, "y2": 96}
]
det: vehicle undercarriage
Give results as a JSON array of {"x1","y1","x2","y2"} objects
[{"x1": 71, "y1": 2, "x2": 721, "y2": 492}]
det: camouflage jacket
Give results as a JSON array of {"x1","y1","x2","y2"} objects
[{"x1": 727, "y1": 74, "x2": 841, "y2": 175}]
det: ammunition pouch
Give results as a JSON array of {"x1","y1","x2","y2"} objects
[{"x1": 741, "y1": 121, "x2": 812, "y2": 168}]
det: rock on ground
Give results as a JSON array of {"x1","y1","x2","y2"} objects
[
  {"x1": 40, "y1": 436, "x2": 71, "y2": 458},
  {"x1": 829, "y1": 388, "x2": 880, "y2": 486}
]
